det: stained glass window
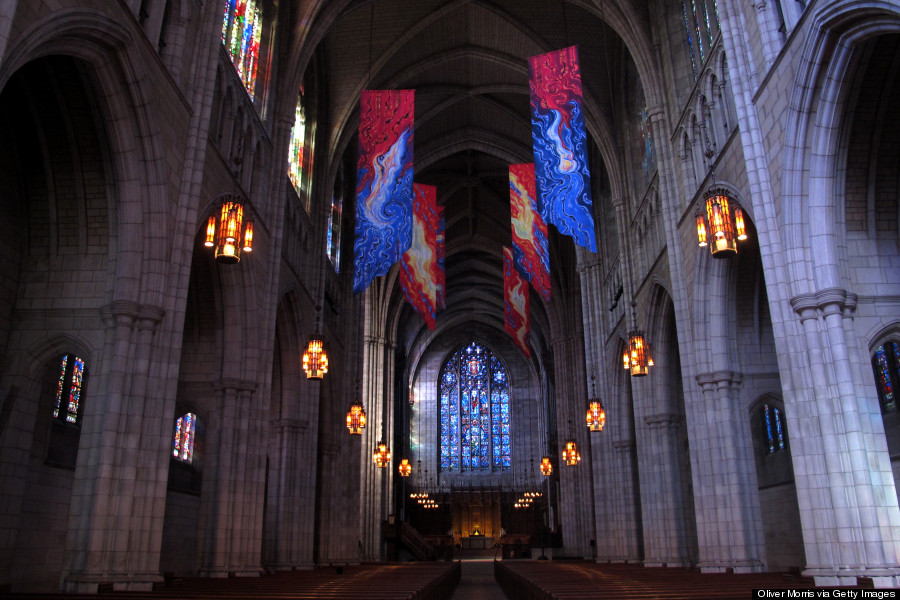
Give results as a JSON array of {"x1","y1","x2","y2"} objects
[
  {"x1": 872, "y1": 341, "x2": 900, "y2": 414},
  {"x1": 221, "y1": 0, "x2": 263, "y2": 100},
  {"x1": 762, "y1": 404, "x2": 786, "y2": 454},
  {"x1": 440, "y1": 342, "x2": 510, "y2": 472},
  {"x1": 639, "y1": 106, "x2": 656, "y2": 179},
  {"x1": 52, "y1": 354, "x2": 85, "y2": 425},
  {"x1": 326, "y1": 187, "x2": 342, "y2": 271},
  {"x1": 173, "y1": 413, "x2": 197, "y2": 463},
  {"x1": 681, "y1": 0, "x2": 720, "y2": 81},
  {"x1": 288, "y1": 94, "x2": 307, "y2": 196}
]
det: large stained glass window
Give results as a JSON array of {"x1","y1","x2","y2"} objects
[
  {"x1": 761, "y1": 404, "x2": 786, "y2": 454},
  {"x1": 872, "y1": 341, "x2": 900, "y2": 414},
  {"x1": 221, "y1": 0, "x2": 263, "y2": 100},
  {"x1": 173, "y1": 413, "x2": 197, "y2": 463},
  {"x1": 440, "y1": 342, "x2": 510, "y2": 473},
  {"x1": 52, "y1": 354, "x2": 85, "y2": 425}
]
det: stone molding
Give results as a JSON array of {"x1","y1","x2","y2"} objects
[
  {"x1": 696, "y1": 370, "x2": 742, "y2": 391},
  {"x1": 274, "y1": 418, "x2": 308, "y2": 431},
  {"x1": 643, "y1": 413, "x2": 679, "y2": 428},
  {"x1": 214, "y1": 378, "x2": 258, "y2": 392}
]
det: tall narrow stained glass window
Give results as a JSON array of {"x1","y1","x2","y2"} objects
[
  {"x1": 326, "y1": 163, "x2": 343, "y2": 271},
  {"x1": 221, "y1": 0, "x2": 263, "y2": 100},
  {"x1": 872, "y1": 341, "x2": 900, "y2": 414},
  {"x1": 173, "y1": 413, "x2": 197, "y2": 463},
  {"x1": 761, "y1": 404, "x2": 786, "y2": 454},
  {"x1": 52, "y1": 354, "x2": 85, "y2": 424},
  {"x1": 681, "y1": 0, "x2": 720, "y2": 81},
  {"x1": 440, "y1": 342, "x2": 510, "y2": 473},
  {"x1": 288, "y1": 93, "x2": 307, "y2": 196}
]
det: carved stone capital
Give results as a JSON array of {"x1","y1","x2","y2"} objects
[
  {"x1": 815, "y1": 287, "x2": 848, "y2": 317},
  {"x1": 789, "y1": 293, "x2": 818, "y2": 321}
]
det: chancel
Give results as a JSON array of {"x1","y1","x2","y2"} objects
[{"x1": 2, "y1": 0, "x2": 900, "y2": 597}]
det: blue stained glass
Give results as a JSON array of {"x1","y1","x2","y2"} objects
[
  {"x1": 874, "y1": 344, "x2": 898, "y2": 413},
  {"x1": 763, "y1": 404, "x2": 774, "y2": 454},
  {"x1": 682, "y1": 1, "x2": 698, "y2": 81},
  {"x1": 762, "y1": 404, "x2": 787, "y2": 454},
  {"x1": 439, "y1": 341, "x2": 510, "y2": 473}
]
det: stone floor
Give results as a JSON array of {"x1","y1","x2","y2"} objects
[{"x1": 450, "y1": 557, "x2": 508, "y2": 600}]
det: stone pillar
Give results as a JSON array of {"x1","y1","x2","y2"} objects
[
  {"x1": 198, "y1": 378, "x2": 263, "y2": 578},
  {"x1": 752, "y1": 1, "x2": 783, "y2": 67},
  {"x1": 266, "y1": 417, "x2": 308, "y2": 569},
  {"x1": 790, "y1": 291, "x2": 900, "y2": 587},
  {"x1": 638, "y1": 412, "x2": 692, "y2": 567},
  {"x1": 359, "y1": 331, "x2": 394, "y2": 561},
  {"x1": 610, "y1": 438, "x2": 642, "y2": 563},
  {"x1": 60, "y1": 300, "x2": 174, "y2": 591},
  {"x1": 694, "y1": 371, "x2": 765, "y2": 573}
]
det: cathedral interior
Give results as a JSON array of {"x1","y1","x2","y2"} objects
[{"x1": 1, "y1": 0, "x2": 900, "y2": 594}]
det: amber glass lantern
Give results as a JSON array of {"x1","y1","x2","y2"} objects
[
  {"x1": 346, "y1": 402, "x2": 366, "y2": 434},
  {"x1": 373, "y1": 440, "x2": 391, "y2": 467},
  {"x1": 302, "y1": 308, "x2": 328, "y2": 380},
  {"x1": 398, "y1": 458, "x2": 412, "y2": 477},
  {"x1": 540, "y1": 456, "x2": 553, "y2": 476},
  {"x1": 624, "y1": 329, "x2": 653, "y2": 377},
  {"x1": 586, "y1": 401, "x2": 606, "y2": 432},
  {"x1": 205, "y1": 196, "x2": 253, "y2": 264},
  {"x1": 696, "y1": 189, "x2": 748, "y2": 258},
  {"x1": 562, "y1": 440, "x2": 581, "y2": 466}
]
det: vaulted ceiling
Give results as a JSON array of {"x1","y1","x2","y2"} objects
[{"x1": 309, "y1": 0, "x2": 652, "y2": 362}]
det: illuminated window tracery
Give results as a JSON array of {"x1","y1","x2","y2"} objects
[{"x1": 439, "y1": 342, "x2": 510, "y2": 472}]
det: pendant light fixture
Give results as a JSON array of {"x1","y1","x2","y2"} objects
[
  {"x1": 346, "y1": 379, "x2": 366, "y2": 434},
  {"x1": 373, "y1": 440, "x2": 391, "y2": 467},
  {"x1": 540, "y1": 456, "x2": 553, "y2": 476},
  {"x1": 623, "y1": 301, "x2": 653, "y2": 377},
  {"x1": 694, "y1": 112, "x2": 749, "y2": 257},
  {"x1": 585, "y1": 373, "x2": 606, "y2": 431},
  {"x1": 398, "y1": 458, "x2": 412, "y2": 477},
  {"x1": 302, "y1": 305, "x2": 328, "y2": 379},
  {"x1": 205, "y1": 158, "x2": 254, "y2": 264},
  {"x1": 562, "y1": 440, "x2": 581, "y2": 466}
]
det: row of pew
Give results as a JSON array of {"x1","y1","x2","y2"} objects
[
  {"x1": 494, "y1": 559, "x2": 851, "y2": 599},
  {"x1": 1, "y1": 562, "x2": 460, "y2": 600}
]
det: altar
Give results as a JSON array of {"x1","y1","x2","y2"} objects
[{"x1": 460, "y1": 535, "x2": 493, "y2": 549}]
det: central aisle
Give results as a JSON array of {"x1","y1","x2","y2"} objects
[{"x1": 450, "y1": 558, "x2": 508, "y2": 600}]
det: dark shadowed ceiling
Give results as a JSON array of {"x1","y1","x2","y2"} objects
[{"x1": 313, "y1": 0, "x2": 648, "y2": 359}]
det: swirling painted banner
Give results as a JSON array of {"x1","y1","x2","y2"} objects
[
  {"x1": 504, "y1": 246, "x2": 531, "y2": 357},
  {"x1": 400, "y1": 184, "x2": 443, "y2": 330},
  {"x1": 528, "y1": 45, "x2": 597, "y2": 252},
  {"x1": 353, "y1": 90, "x2": 415, "y2": 294},
  {"x1": 509, "y1": 163, "x2": 550, "y2": 303},
  {"x1": 436, "y1": 205, "x2": 446, "y2": 310}
]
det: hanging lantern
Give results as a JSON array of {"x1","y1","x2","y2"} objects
[
  {"x1": 540, "y1": 456, "x2": 552, "y2": 476},
  {"x1": 346, "y1": 402, "x2": 367, "y2": 434},
  {"x1": 398, "y1": 458, "x2": 412, "y2": 477},
  {"x1": 205, "y1": 196, "x2": 253, "y2": 264},
  {"x1": 696, "y1": 189, "x2": 749, "y2": 258},
  {"x1": 586, "y1": 400, "x2": 606, "y2": 432},
  {"x1": 562, "y1": 440, "x2": 581, "y2": 466},
  {"x1": 373, "y1": 440, "x2": 391, "y2": 467},
  {"x1": 302, "y1": 308, "x2": 328, "y2": 380},
  {"x1": 624, "y1": 329, "x2": 653, "y2": 377},
  {"x1": 586, "y1": 374, "x2": 606, "y2": 431}
]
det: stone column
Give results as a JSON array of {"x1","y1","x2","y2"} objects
[
  {"x1": 63, "y1": 300, "x2": 153, "y2": 593},
  {"x1": 359, "y1": 332, "x2": 394, "y2": 561},
  {"x1": 610, "y1": 438, "x2": 641, "y2": 563},
  {"x1": 694, "y1": 371, "x2": 765, "y2": 573},
  {"x1": 790, "y1": 291, "x2": 900, "y2": 587},
  {"x1": 198, "y1": 378, "x2": 262, "y2": 578},
  {"x1": 638, "y1": 412, "x2": 692, "y2": 567}
]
